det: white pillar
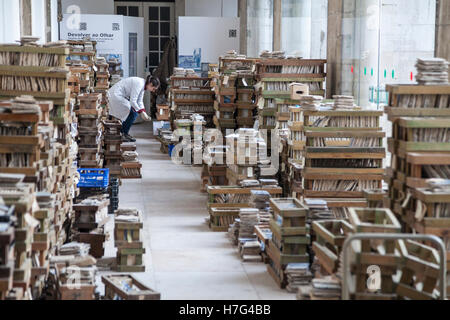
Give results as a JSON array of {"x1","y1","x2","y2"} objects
[{"x1": 31, "y1": 0, "x2": 47, "y2": 44}]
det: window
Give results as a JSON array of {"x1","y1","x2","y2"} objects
[
  {"x1": 281, "y1": 0, "x2": 327, "y2": 59},
  {"x1": 247, "y1": 0, "x2": 273, "y2": 58},
  {"x1": 116, "y1": 5, "x2": 139, "y2": 17},
  {"x1": 147, "y1": 5, "x2": 172, "y2": 72},
  {"x1": 117, "y1": 6, "x2": 127, "y2": 16},
  {"x1": 128, "y1": 6, "x2": 139, "y2": 17}
]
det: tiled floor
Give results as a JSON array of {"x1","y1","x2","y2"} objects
[{"x1": 105, "y1": 122, "x2": 294, "y2": 300}]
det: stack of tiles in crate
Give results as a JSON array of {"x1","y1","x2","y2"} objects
[
  {"x1": 31, "y1": 192, "x2": 56, "y2": 295},
  {"x1": 303, "y1": 109, "x2": 385, "y2": 202},
  {"x1": 384, "y1": 84, "x2": 450, "y2": 283},
  {"x1": 288, "y1": 105, "x2": 305, "y2": 166},
  {"x1": 0, "y1": 43, "x2": 70, "y2": 100},
  {"x1": 0, "y1": 41, "x2": 71, "y2": 147},
  {"x1": 103, "y1": 119, "x2": 122, "y2": 177},
  {"x1": 0, "y1": 175, "x2": 37, "y2": 298},
  {"x1": 285, "y1": 263, "x2": 313, "y2": 293},
  {"x1": 219, "y1": 55, "x2": 258, "y2": 131},
  {"x1": 114, "y1": 208, "x2": 145, "y2": 272},
  {"x1": 121, "y1": 155, "x2": 142, "y2": 179},
  {"x1": 275, "y1": 99, "x2": 296, "y2": 132},
  {"x1": 170, "y1": 83, "x2": 215, "y2": 127},
  {"x1": 66, "y1": 40, "x2": 96, "y2": 89},
  {"x1": 77, "y1": 93, "x2": 104, "y2": 168},
  {"x1": 236, "y1": 85, "x2": 256, "y2": 129},
  {"x1": 71, "y1": 197, "x2": 109, "y2": 258},
  {"x1": 69, "y1": 65, "x2": 92, "y2": 94},
  {"x1": 108, "y1": 58, "x2": 123, "y2": 77},
  {"x1": 0, "y1": 97, "x2": 41, "y2": 180},
  {"x1": 51, "y1": 242, "x2": 97, "y2": 300},
  {"x1": 0, "y1": 202, "x2": 16, "y2": 300},
  {"x1": 95, "y1": 59, "x2": 110, "y2": 89},
  {"x1": 203, "y1": 144, "x2": 228, "y2": 187},
  {"x1": 213, "y1": 73, "x2": 237, "y2": 132},
  {"x1": 256, "y1": 58, "x2": 327, "y2": 141},
  {"x1": 346, "y1": 208, "x2": 402, "y2": 300},
  {"x1": 94, "y1": 58, "x2": 110, "y2": 111},
  {"x1": 207, "y1": 185, "x2": 283, "y2": 232},
  {"x1": 311, "y1": 220, "x2": 354, "y2": 276},
  {"x1": 102, "y1": 274, "x2": 160, "y2": 300},
  {"x1": 238, "y1": 208, "x2": 259, "y2": 239},
  {"x1": 267, "y1": 198, "x2": 309, "y2": 288},
  {"x1": 225, "y1": 129, "x2": 266, "y2": 185}
]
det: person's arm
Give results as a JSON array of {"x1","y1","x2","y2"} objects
[{"x1": 129, "y1": 79, "x2": 145, "y2": 113}]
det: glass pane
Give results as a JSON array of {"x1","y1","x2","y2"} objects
[
  {"x1": 160, "y1": 7, "x2": 170, "y2": 21},
  {"x1": 247, "y1": 0, "x2": 273, "y2": 57},
  {"x1": 149, "y1": 6, "x2": 159, "y2": 20},
  {"x1": 340, "y1": 0, "x2": 436, "y2": 107},
  {"x1": 149, "y1": 37, "x2": 159, "y2": 51},
  {"x1": 149, "y1": 22, "x2": 159, "y2": 36},
  {"x1": 117, "y1": 6, "x2": 127, "y2": 16},
  {"x1": 160, "y1": 37, "x2": 170, "y2": 51},
  {"x1": 128, "y1": 6, "x2": 139, "y2": 17},
  {"x1": 129, "y1": 33, "x2": 138, "y2": 77},
  {"x1": 160, "y1": 22, "x2": 170, "y2": 36},
  {"x1": 281, "y1": 0, "x2": 327, "y2": 59},
  {"x1": 149, "y1": 52, "x2": 159, "y2": 66}
]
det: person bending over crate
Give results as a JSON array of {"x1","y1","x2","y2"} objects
[{"x1": 108, "y1": 75, "x2": 160, "y2": 142}]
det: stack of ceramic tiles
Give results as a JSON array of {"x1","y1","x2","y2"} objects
[
  {"x1": 415, "y1": 58, "x2": 449, "y2": 85},
  {"x1": 114, "y1": 208, "x2": 145, "y2": 272}
]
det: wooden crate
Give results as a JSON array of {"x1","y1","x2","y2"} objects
[{"x1": 102, "y1": 274, "x2": 160, "y2": 300}]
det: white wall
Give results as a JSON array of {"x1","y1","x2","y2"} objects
[
  {"x1": 0, "y1": 0, "x2": 21, "y2": 43},
  {"x1": 123, "y1": 16, "x2": 145, "y2": 79},
  {"x1": 179, "y1": 17, "x2": 240, "y2": 65},
  {"x1": 185, "y1": 0, "x2": 238, "y2": 17},
  {"x1": 61, "y1": 0, "x2": 114, "y2": 15}
]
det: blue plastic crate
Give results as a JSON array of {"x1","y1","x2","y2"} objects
[{"x1": 77, "y1": 168, "x2": 110, "y2": 188}]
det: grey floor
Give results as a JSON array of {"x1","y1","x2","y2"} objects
[{"x1": 102, "y1": 122, "x2": 295, "y2": 300}]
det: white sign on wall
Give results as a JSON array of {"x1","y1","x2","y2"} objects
[{"x1": 60, "y1": 14, "x2": 124, "y2": 55}]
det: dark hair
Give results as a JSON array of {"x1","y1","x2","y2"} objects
[{"x1": 146, "y1": 75, "x2": 160, "y2": 88}]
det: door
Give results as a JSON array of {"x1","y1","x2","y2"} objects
[
  {"x1": 143, "y1": 2, "x2": 175, "y2": 74},
  {"x1": 115, "y1": 1, "x2": 175, "y2": 75}
]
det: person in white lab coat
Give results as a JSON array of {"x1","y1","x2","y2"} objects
[{"x1": 108, "y1": 75, "x2": 160, "y2": 142}]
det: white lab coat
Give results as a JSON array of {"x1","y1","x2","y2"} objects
[{"x1": 108, "y1": 77, "x2": 146, "y2": 121}]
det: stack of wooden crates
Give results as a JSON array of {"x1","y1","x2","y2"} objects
[
  {"x1": 384, "y1": 84, "x2": 450, "y2": 297},
  {"x1": 114, "y1": 208, "x2": 145, "y2": 272},
  {"x1": 0, "y1": 42, "x2": 78, "y2": 299},
  {"x1": 76, "y1": 93, "x2": 104, "y2": 169},
  {"x1": 266, "y1": 198, "x2": 309, "y2": 288}
]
